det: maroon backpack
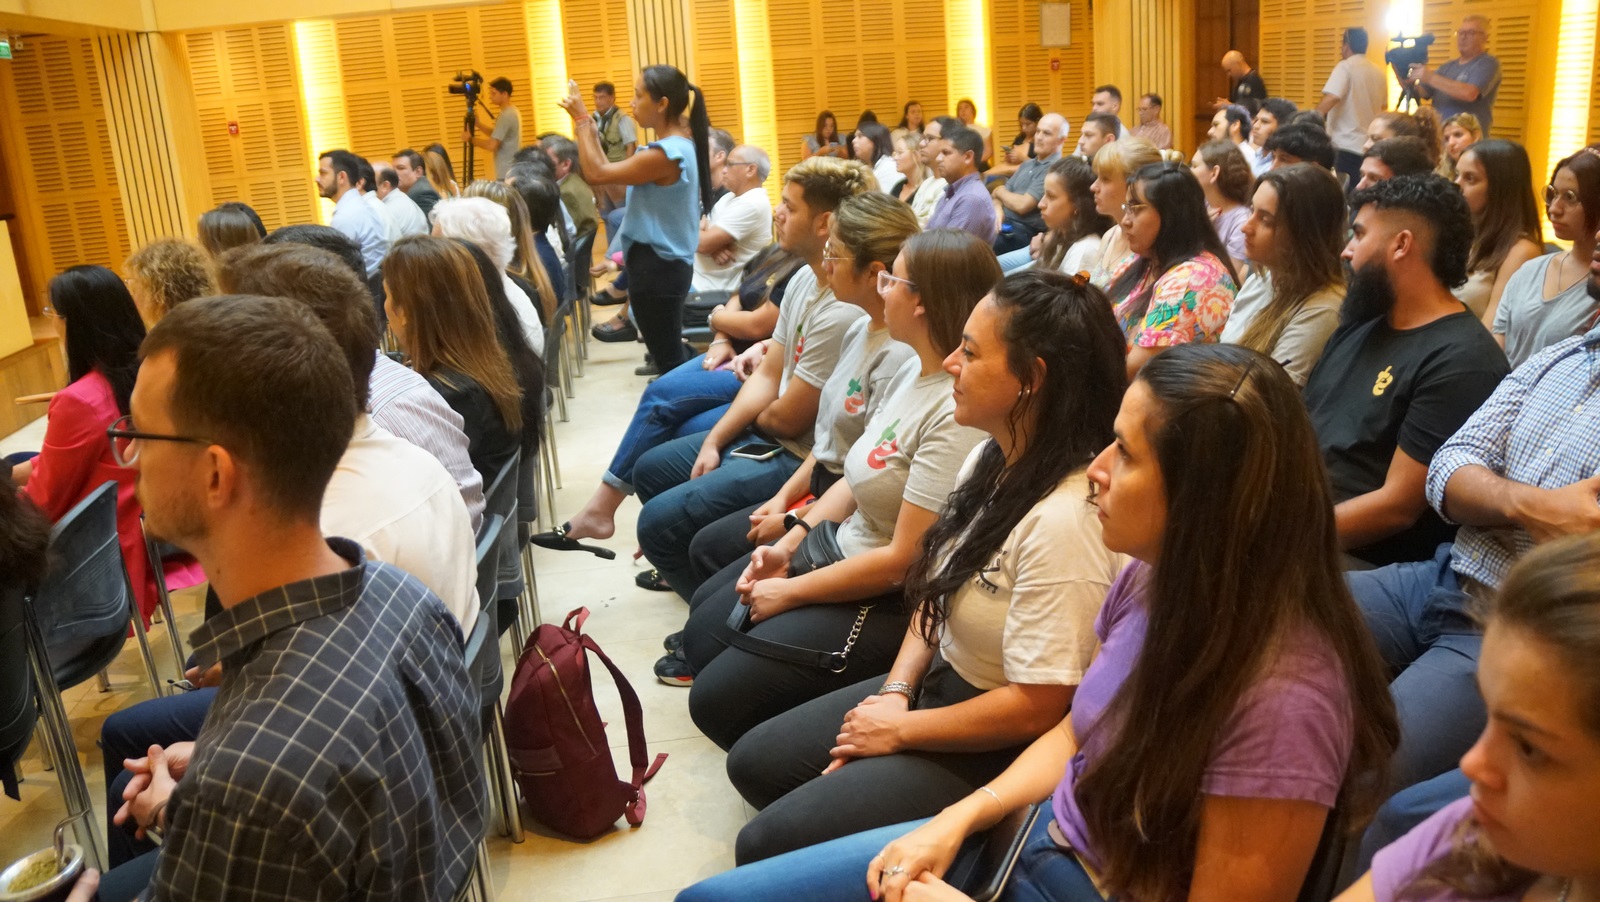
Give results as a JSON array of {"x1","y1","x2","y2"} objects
[{"x1": 503, "y1": 607, "x2": 667, "y2": 839}]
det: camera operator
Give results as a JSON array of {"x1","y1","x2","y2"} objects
[
  {"x1": 1402, "y1": 16, "x2": 1501, "y2": 133},
  {"x1": 464, "y1": 76, "x2": 521, "y2": 180}
]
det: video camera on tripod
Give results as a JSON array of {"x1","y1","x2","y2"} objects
[
  {"x1": 1385, "y1": 33, "x2": 1435, "y2": 109},
  {"x1": 449, "y1": 70, "x2": 484, "y2": 99},
  {"x1": 448, "y1": 69, "x2": 494, "y2": 182}
]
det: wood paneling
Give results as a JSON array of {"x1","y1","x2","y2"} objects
[
  {"x1": 1421, "y1": 0, "x2": 1542, "y2": 142},
  {"x1": 1095, "y1": 0, "x2": 1196, "y2": 150},
  {"x1": 1257, "y1": 0, "x2": 1377, "y2": 112},
  {"x1": 991, "y1": 0, "x2": 1095, "y2": 138},
  {"x1": 1588, "y1": 10, "x2": 1600, "y2": 147},
  {"x1": 564, "y1": 0, "x2": 633, "y2": 111},
  {"x1": 0, "y1": 338, "x2": 68, "y2": 438},
  {"x1": 688, "y1": 0, "x2": 743, "y2": 142},
  {"x1": 95, "y1": 32, "x2": 201, "y2": 247}
]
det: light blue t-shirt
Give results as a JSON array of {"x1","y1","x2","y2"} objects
[{"x1": 618, "y1": 135, "x2": 700, "y2": 265}]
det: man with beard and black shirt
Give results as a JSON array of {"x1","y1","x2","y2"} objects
[{"x1": 1302, "y1": 174, "x2": 1508, "y2": 569}]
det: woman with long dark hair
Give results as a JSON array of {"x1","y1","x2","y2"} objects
[
  {"x1": 13, "y1": 265, "x2": 164, "y2": 620},
  {"x1": 196, "y1": 202, "x2": 265, "y2": 259},
  {"x1": 988, "y1": 103, "x2": 1044, "y2": 180},
  {"x1": 1003, "y1": 156, "x2": 1114, "y2": 275},
  {"x1": 1223, "y1": 162, "x2": 1348, "y2": 385},
  {"x1": 560, "y1": 65, "x2": 713, "y2": 373},
  {"x1": 1104, "y1": 162, "x2": 1239, "y2": 378},
  {"x1": 804, "y1": 110, "x2": 847, "y2": 160},
  {"x1": 852, "y1": 122, "x2": 899, "y2": 195},
  {"x1": 1340, "y1": 532, "x2": 1600, "y2": 902},
  {"x1": 1190, "y1": 140, "x2": 1254, "y2": 270},
  {"x1": 677, "y1": 342, "x2": 1400, "y2": 902},
  {"x1": 456, "y1": 239, "x2": 545, "y2": 453},
  {"x1": 1453, "y1": 139, "x2": 1543, "y2": 324},
  {"x1": 716, "y1": 271, "x2": 1130, "y2": 866},
  {"x1": 890, "y1": 101, "x2": 924, "y2": 146}
]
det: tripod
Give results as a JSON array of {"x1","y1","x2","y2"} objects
[{"x1": 461, "y1": 92, "x2": 497, "y2": 183}]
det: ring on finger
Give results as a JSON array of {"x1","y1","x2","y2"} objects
[{"x1": 885, "y1": 865, "x2": 907, "y2": 877}]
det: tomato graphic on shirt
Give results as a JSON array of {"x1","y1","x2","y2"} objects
[
  {"x1": 843, "y1": 378, "x2": 865, "y2": 414},
  {"x1": 865, "y1": 420, "x2": 900, "y2": 470},
  {"x1": 792, "y1": 325, "x2": 806, "y2": 365}
]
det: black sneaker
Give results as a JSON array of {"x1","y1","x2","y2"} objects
[
  {"x1": 654, "y1": 648, "x2": 694, "y2": 687},
  {"x1": 634, "y1": 362, "x2": 660, "y2": 376},
  {"x1": 662, "y1": 631, "x2": 684, "y2": 652}
]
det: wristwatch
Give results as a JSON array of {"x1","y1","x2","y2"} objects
[{"x1": 783, "y1": 511, "x2": 812, "y2": 534}]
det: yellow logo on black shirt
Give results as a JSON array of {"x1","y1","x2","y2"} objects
[{"x1": 1373, "y1": 366, "x2": 1394, "y2": 397}]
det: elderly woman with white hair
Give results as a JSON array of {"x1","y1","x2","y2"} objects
[{"x1": 431, "y1": 195, "x2": 546, "y2": 357}]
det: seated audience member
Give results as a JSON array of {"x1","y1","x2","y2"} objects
[
  {"x1": 382, "y1": 235, "x2": 525, "y2": 486},
  {"x1": 317, "y1": 149, "x2": 388, "y2": 275},
  {"x1": 1357, "y1": 136, "x2": 1437, "y2": 191},
  {"x1": 1223, "y1": 163, "x2": 1349, "y2": 386},
  {"x1": 356, "y1": 159, "x2": 399, "y2": 244},
  {"x1": 1436, "y1": 112, "x2": 1482, "y2": 180},
  {"x1": 1130, "y1": 92, "x2": 1172, "y2": 149},
  {"x1": 954, "y1": 98, "x2": 994, "y2": 167},
  {"x1": 986, "y1": 103, "x2": 1043, "y2": 180},
  {"x1": 124, "y1": 238, "x2": 214, "y2": 327},
  {"x1": 694, "y1": 145, "x2": 775, "y2": 291},
  {"x1": 926, "y1": 128, "x2": 998, "y2": 240},
  {"x1": 372, "y1": 161, "x2": 429, "y2": 237},
  {"x1": 677, "y1": 342, "x2": 1399, "y2": 902},
  {"x1": 1339, "y1": 253, "x2": 1600, "y2": 872},
  {"x1": 918, "y1": 115, "x2": 963, "y2": 173},
  {"x1": 1075, "y1": 112, "x2": 1120, "y2": 162},
  {"x1": 722, "y1": 271, "x2": 1129, "y2": 864},
  {"x1": 542, "y1": 133, "x2": 600, "y2": 238},
  {"x1": 1000, "y1": 156, "x2": 1112, "y2": 275},
  {"x1": 1303, "y1": 174, "x2": 1509, "y2": 568},
  {"x1": 425, "y1": 141, "x2": 462, "y2": 196},
  {"x1": 1263, "y1": 121, "x2": 1338, "y2": 171},
  {"x1": 672, "y1": 194, "x2": 923, "y2": 611},
  {"x1": 676, "y1": 231, "x2": 999, "y2": 749},
  {"x1": 1493, "y1": 145, "x2": 1600, "y2": 366},
  {"x1": 851, "y1": 122, "x2": 899, "y2": 195},
  {"x1": 706, "y1": 127, "x2": 736, "y2": 206},
  {"x1": 891, "y1": 133, "x2": 946, "y2": 226},
  {"x1": 890, "y1": 101, "x2": 925, "y2": 146},
  {"x1": 617, "y1": 158, "x2": 874, "y2": 597},
  {"x1": 88, "y1": 296, "x2": 481, "y2": 902},
  {"x1": 991, "y1": 113, "x2": 1067, "y2": 254},
  {"x1": 455, "y1": 239, "x2": 547, "y2": 453},
  {"x1": 462, "y1": 180, "x2": 563, "y2": 325},
  {"x1": 1291, "y1": 108, "x2": 1329, "y2": 129},
  {"x1": 1208, "y1": 103, "x2": 1257, "y2": 168},
  {"x1": 1086, "y1": 137, "x2": 1164, "y2": 282},
  {"x1": 1365, "y1": 109, "x2": 1443, "y2": 165},
  {"x1": 1248, "y1": 97, "x2": 1299, "y2": 175},
  {"x1": 1103, "y1": 162, "x2": 1240, "y2": 378},
  {"x1": 196, "y1": 201, "x2": 264, "y2": 259},
  {"x1": 502, "y1": 173, "x2": 571, "y2": 311},
  {"x1": 430, "y1": 195, "x2": 546, "y2": 354},
  {"x1": 393, "y1": 147, "x2": 442, "y2": 218},
  {"x1": 1453, "y1": 140, "x2": 1544, "y2": 324},
  {"x1": 1190, "y1": 140, "x2": 1254, "y2": 270},
  {"x1": 804, "y1": 110, "x2": 847, "y2": 160},
  {"x1": 1074, "y1": 86, "x2": 1128, "y2": 158},
  {"x1": 1341, "y1": 534, "x2": 1600, "y2": 902}
]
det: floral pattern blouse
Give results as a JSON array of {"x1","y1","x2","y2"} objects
[{"x1": 1109, "y1": 251, "x2": 1238, "y2": 348}]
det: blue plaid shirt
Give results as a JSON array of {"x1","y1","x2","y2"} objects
[
  {"x1": 145, "y1": 538, "x2": 483, "y2": 901},
  {"x1": 1426, "y1": 324, "x2": 1600, "y2": 589}
]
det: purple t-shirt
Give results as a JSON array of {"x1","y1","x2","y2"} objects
[
  {"x1": 1369, "y1": 797, "x2": 1522, "y2": 902},
  {"x1": 1049, "y1": 562, "x2": 1354, "y2": 875}
]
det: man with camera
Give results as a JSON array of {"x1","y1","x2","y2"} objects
[
  {"x1": 1318, "y1": 27, "x2": 1388, "y2": 190},
  {"x1": 1402, "y1": 15, "x2": 1501, "y2": 133},
  {"x1": 465, "y1": 76, "x2": 522, "y2": 180}
]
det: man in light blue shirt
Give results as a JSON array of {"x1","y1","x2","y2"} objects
[{"x1": 317, "y1": 149, "x2": 388, "y2": 276}]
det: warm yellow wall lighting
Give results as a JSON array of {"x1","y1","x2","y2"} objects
[
  {"x1": 524, "y1": 0, "x2": 572, "y2": 138},
  {"x1": 1383, "y1": 0, "x2": 1425, "y2": 110},
  {"x1": 1548, "y1": 0, "x2": 1597, "y2": 160},
  {"x1": 944, "y1": 0, "x2": 992, "y2": 125},
  {"x1": 732, "y1": 0, "x2": 779, "y2": 206},
  {"x1": 294, "y1": 20, "x2": 350, "y2": 225}
]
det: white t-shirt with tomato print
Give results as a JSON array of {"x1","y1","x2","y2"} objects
[
  {"x1": 809, "y1": 318, "x2": 915, "y2": 475},
  {"x1": 772, "y1": 264, "x2": 868, "y2": 459},
  {"x1": 836, "y1": 356, "x2": 986, "y2": 558}
]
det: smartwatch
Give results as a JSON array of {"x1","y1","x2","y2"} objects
[{"x1": 783, "y1": 511, "x2": 812, "y2": 534}]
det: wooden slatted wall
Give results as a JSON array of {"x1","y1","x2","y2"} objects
[
  {"x1": 991, "y1": 0, "x2": 1094, "y2": 139},
  {"x1": 1094, "y1": 0, "x2": 1195, "y2": 151},
  {"x1": 564, "y1": 0, "x2": 635, "y2": 110},
  {"x1": 630, "y1": 0, "x2": 692, "y2": 75},
  {"x1": 1421, "y1": 0, "x2": 1541, "y2": 142},
  {"x1": 688, "y1": 0, "x2": 744, "y2": 142},
  {"x1": 95, "y1": 33, "x2": 192, "y2": 248},
  {"x1": 0, "y1": 34, "x2": 130, "y2": 304},
  {"x1": 181, "y1": 25, "x2": 316, "y2": 231},
  {"x1": 1590, "y1": 23, "x2": 1600, "y2": 147},
  {"x1": 1259, "y1": 0, "x2": 1380, "y2": 111}
]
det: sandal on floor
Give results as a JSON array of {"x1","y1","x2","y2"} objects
[
  {"x1": 635, "y1": 568, "x2": 672, "y2": 592},
  {"x1": 588, "y1": 288, "x2": 627, "y2": 306},
  {"x1": 592, "y1": 318, "x2": 638, "y2": 343},
  {"x1": 528, "y1": 522, "x2": 617, "y2": 559}
]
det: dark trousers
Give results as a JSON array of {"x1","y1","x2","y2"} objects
[
  {"x1": 727, "y1": 661, "x2": 1025, "y2": 864},
  {"x1": 99, "y1": 688, "x2": 215, "y2": 866},
  {"x1": 686, "y1": 468, "x2": 846, "y2": 589},
  {"x1": 1334, "y1": 149, "x2": 1363, "y2": 194},
  {"x1": 682, "y1": 554, "x2": 910, "y2": 751},
  {"x1": 624, "y1": 242, "x2": 693, "y2": 372}
]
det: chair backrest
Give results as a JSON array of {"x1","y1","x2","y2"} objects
[
  {"x1": 33, "y1": 482, "x2": 138, "y2": 691},
  {"x1": 485, "y1": 451, "x2": 520, "y2": 526},
  {"x1": 468, "y1": 513, "x2": 505, "y2": 703},
  {"x1": 516, "y1": 446, "x2": 538, "y2": 528},
  {"x1": 541, "y1": 298, "x2": 573, "y2": 365},
  {"x1": 0, "y1": 583, "x2": 36, "y2": 799},
  {"x1": 571, "y1": 229, "x2": 598, "y2": 300}
]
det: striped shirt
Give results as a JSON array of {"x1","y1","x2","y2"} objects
[
  {"x1": 369, "y1": 352, "x2": 486, "y2": 531},
  {"x1": 146, "y1": 539, "x2": 483, "y2": 901},
  {"x1": 1426, "y1": 324, "x2": 1600, "y2": 589}
]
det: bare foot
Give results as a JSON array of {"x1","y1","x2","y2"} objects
[{"x1": 561, "y1": 483, "x2": 627, "y2": 540}]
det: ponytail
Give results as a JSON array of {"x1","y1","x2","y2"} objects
[
  {"x1": 641, "y1": 64, "x2": 715, "y2": 214},
  {"x1": 688, "y1": 84, "x2": 714, "y2": 213}
]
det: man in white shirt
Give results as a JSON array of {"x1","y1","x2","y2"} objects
[
  {"x1": 374, "y1": 161, "x2": 429, "y2": 237},
  {"x1": 356, "y1": 159, "x2": 399, "y2": 244},
  {"x1": 316, "y1": 149, "x2": 388, "y2": 276},
  {"x1": 694, "y1": 145, "x2": 774, "y2": 292},
  {"x1": 1317, "y1": 27, "x2": 1388, "y2": 191}
]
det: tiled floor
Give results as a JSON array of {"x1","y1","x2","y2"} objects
[{"x1": 0, "y1": 331, "x2": 745, "y2": 901}]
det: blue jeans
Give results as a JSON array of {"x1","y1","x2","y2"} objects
[
  {"x1": 603, "y1": 354, "x2": 740, "y2": 492},
  {"x1": 100, "y1": 688, "x2": 216, "y2": 866},
  {"x1": 676, "y1": 814, "x2": 1104, "y2": 902},
  {"x1": 1347, "y1": 543, "x2": 1486, "y2": 795},
  {"x1": 634, "y1": 430, "x2": 801, "y2": 600},
  {"x1": 998, "y1": 247, "x2": 1035, "y2": 273}
]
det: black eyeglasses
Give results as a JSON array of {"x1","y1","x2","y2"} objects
[{"x1": 106, "y1": 414, "x2": 214, "y2": 466}]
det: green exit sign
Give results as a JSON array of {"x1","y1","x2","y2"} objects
[{"x1": 0, "y1": 40, "x2": 11, "y2": 61}]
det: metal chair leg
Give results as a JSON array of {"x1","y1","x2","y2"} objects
[
  {"x1": 26, "y1": 613, "x2": 106, "y2": 871},
  {"x1": 146, "y1": 532, "x2": 187, "y2": 675},
  {"x1": 545, "y1": 409, "x2": 562, "y2": 489},
  {"x1": 519, "y1": 544, "x2": 541, "y2": 630},
  {"x1": 94, "y1": 670, "x2": 111, "y2": 692},
  {"x1": 128, "y1": 601, "x2": 164, "y2": 699},
  {"x1": 476, "y1": 837, "x2": 495, "y2": 900},
  {"x1": 489, "y1": 702, "x2": 523, "y2": 843}
]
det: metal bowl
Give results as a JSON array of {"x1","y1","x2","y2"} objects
[{"x1": 0, "y1": 844, "x2": 84, "y2": 902}]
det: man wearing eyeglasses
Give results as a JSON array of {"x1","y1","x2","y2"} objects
[
  {"x1": 1402, "y1": 15, "x2": 1501, "y2": 134},
  {"x1": 696, "y1": 145, "x2": 774, "y2": 295}
]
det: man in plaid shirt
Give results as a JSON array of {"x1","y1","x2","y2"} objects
[{"x1": 81, "y1": 295, "x2": 482, "y2": 902}]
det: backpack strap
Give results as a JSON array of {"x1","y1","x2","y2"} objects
[{"x1": 579, "y1": 634, "x2": 667, "y2": 826}]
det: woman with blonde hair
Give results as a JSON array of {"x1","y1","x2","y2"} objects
[
  {"x1": 430, "y1": 195, "x2": 546, "y2": 357},
  {"x1": 890, "y1": 133, "x2": 945, "y2": 226},
  {"x1": 124, "y1": 238, "x2": 214, "y2": 326},
  {"x1": 1087, "y1": 136, "x2": 1164, "y2": 284},
  {"x1": 464, "y1": 179, "x2": 562, "y2": 325},
  {"x1": 424, "y1": 142, "x2": 462, "y2": 196},
  {"x1": 1437, "y1": 112, "x2": 1482, "y2": 180},
  {"x1": 382, "y1": 234, "x2": 523, "y2": 484}
]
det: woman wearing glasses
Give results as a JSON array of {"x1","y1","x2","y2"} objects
[
  {"x1": 1104, "y1": 162, "x2": 1239, "y2": 379},
  {"x1": 1490, "y1": 144, "x2": 1600, "y2": 367}
]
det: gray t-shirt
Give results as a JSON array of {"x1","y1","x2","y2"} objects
[
  {"x1": 1220, "y1": 271, "x2": 1345, "y2": 386},
  {"x1": 1431, "y1": 54, "x2": 1501, "y2": 133},
  {"x1": 810, "y1": 319, "x2": 915, "y2": 473},
  {"x1": 1493, "y1": 252, "x2": 1599, "y2": 368},
  {"x1": 1001, "y1": 152, "x2": 1058, "y2": 233},
  {"x1": 1322, "y1": 54, "x2": 1387, "y2": 154},
  {"x1": 491, "y1": 107, "x2": 521, "y2": 179},
  {"x1": 772, "y1": 266, "x2": 867, "y2": 458},
  {"x1": 836, "y1": 357, "x2": 986, "y2": 556}
]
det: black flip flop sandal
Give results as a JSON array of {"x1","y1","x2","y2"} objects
[{"x1": 528, "y1": 522, "x2": 617, "y2": 559}]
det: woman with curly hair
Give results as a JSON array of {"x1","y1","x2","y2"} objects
[{"x1": 124, "y1": 238, "x2": 214, "y2": 327}]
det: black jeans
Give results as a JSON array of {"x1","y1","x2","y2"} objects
[
  {"x1": 726, "y1": 660, "x2": 1026, "y2": 864},
  {"x1": 624, "y1": 242, "x2": 693, "y2": 371},
  {"x1": 683, "y1": 553, "x2": 910, "y2": 751},
  {"x1": 687, "y1": 468, "x2": 847, "y2": 589},
  {"x1": 1334, "y1": 149, "x2": 1363, "y2": 195}
]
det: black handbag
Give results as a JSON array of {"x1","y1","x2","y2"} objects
[{"x1": 722, "y1": 521, "x2": 871, "y2": 672}]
